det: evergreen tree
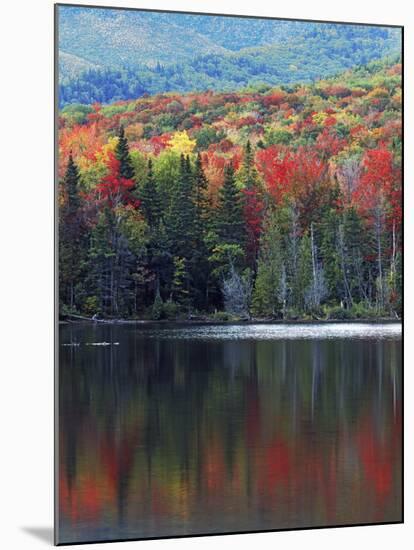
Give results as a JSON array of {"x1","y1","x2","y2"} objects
[
  {"x1": 152, "y1": 283, "x2": 164, "y2": 320},
  {"x1": 239, "y1": 141, "x2": 260, "y2": 189},
  {"x1": 294, "y1": 233, "x2": 313, "y2": 312},
  {"x1": 165, "y1": 154, "x2": 196, "y2": 306},
  {"x1": 171, "y1": 256, "x2": 190, "y2": 307},
  {"x1": 167, "y1": 154, "x2": 195, "y2": 257},
  {"x1": 194, "y1": 153, "x2": 210, "y2": 227},
  {"x1": 239, "y1": 141, "x2": 264, "y2": 267},
  {"x1": 59, "y1": 154, "x2": 86, "y2": 312},
  {"x1": 115, "y1": 125, "x2": 134, "y2": 180},
  {"x1": 319, "y1": 208, "x2": 342, "y2": 303},
  {"x1": 191, "y1": 154, "x2": 212, "y2": 310},
  {"x1": 86, "y1": 208, "x2": 113, "y2": 315},
  {"x1": 216, "y1": 163, "x2": 245, "y2": 247},
  {"x1": 342, "y1": 207, "x2": 370, "y2": 304},
  {"x1": 251, "y1": 213, "x2": 285, "y2": 317},
  {"x1": 62, "y1": 153, "x2": 81, "y2": 217},
  {"x1": 139, "y1": 159, "x2": 161, "y2": 228},
  {"x1": 138, "y1": 159, "x2": 172, "y2": 306}
]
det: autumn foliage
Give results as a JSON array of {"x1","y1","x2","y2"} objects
[{"x1": 59, "y1": 59, "x2": 402, "y2": 320}]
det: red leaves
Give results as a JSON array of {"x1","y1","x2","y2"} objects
[
  {"x1": 234, "y1": 116, "x2": 261, "y2": 129},
  {"x1": 256, "y1": 146, "x2": 294, "y2": 203},
  {"x1": 149, "y1": 134, "x2": 171, "y2": 155},
  {"x1": 256, "y1": 146, "x2": 327, "y2": 205},
  {"x1": 323, "y1": 116, "x2": 337, "y2": 127},
  {"x1": 201, "y1": 149, "x2": 242, "y2": 205},
  {"x1": 315, "y1": 129, "x2": 347, "y2": 159},
  {"x1": 242, "y1": 186, "x2": 265, "y2": 262},
  {"x1": 261, "y1": 91, "x2": 286, "y2": 108},
  {"x1": 353, "y1": 147, "x2": 401, "y2": 230},
  {"x1": 322, "y1": 85, "x2": 351, "y2": 98},
  {"x1": 96, "y1": 152, "x2": 139, "y2": 209}
]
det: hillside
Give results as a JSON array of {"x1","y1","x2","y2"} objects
[
  {"x1": 58, "y1": 6, "x2": 401, "y2": 106},
  {"x1": 58, "y1": 7, "x2": 228, "y2": 76},
  {"x1": 58, "y1": 58, "x2": 402, "y2": 321}
]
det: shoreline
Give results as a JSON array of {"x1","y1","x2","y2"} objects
[{"x1": 59, "y1": 316, "x2": 402, "y2": 326}]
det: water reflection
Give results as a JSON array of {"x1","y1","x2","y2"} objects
[{"x1": 58, "y1": 323, "x2": 402, "y2": 544}]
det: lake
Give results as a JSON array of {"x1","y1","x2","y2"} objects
[{"x1": 57, "y1": 322, "x2": 402, "y2": 544}]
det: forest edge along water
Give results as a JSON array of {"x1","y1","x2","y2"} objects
[{"x1": 56, "y1": 7, "x2": 402, "y2": 545}]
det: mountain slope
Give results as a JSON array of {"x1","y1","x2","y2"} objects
[
  {"x1": 58, "y1": 6, "x2": 401, "y2": 74},
  {"x1": 58, "y1": 6, "x2": 401, "y2": 106},
  {"x1": 58, "y1": 7, "x2": 229, "y2": 78},
  {"x1": 59, "y1": 51, "x2": 101, "y2": 80}
]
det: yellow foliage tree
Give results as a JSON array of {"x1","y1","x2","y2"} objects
[{"x1": 168, "y1": 131, "x2": 196, "y2": 155}]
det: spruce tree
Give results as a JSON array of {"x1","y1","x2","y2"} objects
[
  {"x1": 251, "y1": 212, "x2": 284, "y2": 317},
  {"x1": 139, "y1": 159, "x2": 161, "y2": 228},
  {"x1": 342, "y1": 206, "x2": 369, "y2": 304},
  {"x1": 294, "y1": 233, "x2": 313, "y2": 312},
  {"x1": 139, "y1": 159, "x2": 169, "y2": 305},
  {"x1": 239, "y1": 141, "x2": 260, "y2": 190},
  {"x1": 165, "y1": 155, "x2": 196, "y2": 308},
  {"x1": 319, "y1": 208, "x2": 342, "y2": 303},
  {"x1": 59, "y1": 154, "x2": 86, "y2": 312},
  {"x1": 115, "y1": 125, "x2": 134, "y2": 180},
  {"x1": 194, "y1": 153, "x2": 210, "y2": 226},
  {"x1": 62, "y1": 153, "x2": 81, "y2": 217},
  {"x1": 239, "y1": 141, "x2": 264, "y2": 267},
  {"x1": 191, "y1": 153, "x2": 211, "y2": 310},
  {"x1": 87, "y1": 208, "x2": 113, "y2": 315},
  {"x1": 216, "y1": 163, "x2": 245, "y2": 247},
  {"x1": 168, "y1": 154, "x2": 196, "y2": 258}
]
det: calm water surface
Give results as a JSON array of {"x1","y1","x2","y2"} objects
[{"x1": 58, "y1": 323, "x2": 402, "y2": 543}]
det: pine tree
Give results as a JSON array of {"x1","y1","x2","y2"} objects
[
  {"x1": 87, "y1": 208, "x2": 114, "y2": 315},
  {"x1": 115, "y1": 125, "x2": 134, "y2": 180},
  {"x1": 139, "y1": 159, "x2": 161, "y2": 228},
  {"x1": 239, "y1": 141, "x2": 264, "y2": 267},
  {"x1": 138, "y1": 159, "x2": 170, "y2": 306},
  {"x1": 164, "y1": 154, "x2": 196, "y2": 308},
  {"x1": 216, "y1": 163, "x2": 245, "y2": 247},
  {"x1": 152, "y1": 284, "x2": 164, "y2": 320},
  {"x1": 294, "y1": 233, "x2": 313, "y2": 312},
  {"x1": 59, "y1": 154, "x2": 86, "y2": 312},
  {"x1": 239, "y1": 141, "x2": 259, "y2": 189},
  {"x1": 251, "y1": 212, "x2": 284, "y2": 317},
  {"x1": 194, "y1": 153, "x2": 210, "y2": 227},
  {"x1": 342, "y1": 206, "x2": 370, "y2": 305},
  {"x1": 168, "y1": 154, "x2": 196, "y2": 258},
  {"x1": 191, "y1": 153, "x2": 211, "y2": 310},
  {"x1": 171, "y1": 256, "x2": 190, "y2": 307},
  {"x1": 62, "y1": 153, "x2": 81, "y2": 218},
  {"x1": 319, "y1": 208, "x2": 342, "y2": 303}
]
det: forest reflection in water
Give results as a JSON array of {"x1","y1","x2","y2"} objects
[{"x1": 58, "y1": 323, "x2": 402, "y2": 544}]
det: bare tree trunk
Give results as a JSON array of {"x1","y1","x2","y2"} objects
[
  {"x1": 291, "y1": 206, "x2": 299, "y2": 274},
  {"x1": 375, "y1": 206, "x2": 384, "y2": 311},
  {"x1": 354, "y1": 254, "x2": 369, "y2": 304},
  {"x1": 391, "y1": 219, "x2": 396, "y2": 280},
  {"x1": 278, "y1": 265, "x2": 288, "y2": 319},
  {"x1": 338, "y1": 224, "x2": 353, "y2": 307},
  {"x1": 310, "y1": 223, "x2": 318, "y2": 305}
]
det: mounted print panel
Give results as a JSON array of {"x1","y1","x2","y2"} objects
[{"x1": 55, "y1": 4, "x2": 403, "y2": 545}]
